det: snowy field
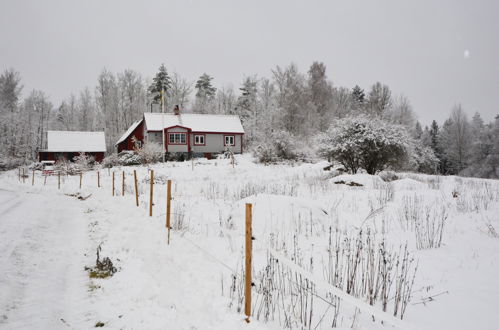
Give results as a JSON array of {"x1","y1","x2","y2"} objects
[{"x1": 1, "y1": 155, "x2": 499, "y2": 330}]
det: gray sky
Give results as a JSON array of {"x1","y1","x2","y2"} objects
[{"x1": 1, "y1": 0, "x2": 498, "y2": 125}]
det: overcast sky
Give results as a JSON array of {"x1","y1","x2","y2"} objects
[{"x1": 1, "y1": 0, "x2": 498, "y2": 125}]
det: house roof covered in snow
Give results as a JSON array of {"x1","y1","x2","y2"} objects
[
  {"x1": 115, "y1": 120, "x2": 142, "y2": 146},
  {"x1": 44, "y1": 131, "x2": 106, "y2": 152},
  {"x1": 143, "y1": 113, "x2": 245, "y2": 133}
]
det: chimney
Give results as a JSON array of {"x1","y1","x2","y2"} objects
[{"x1": 173, "y1": 105, "x2": 180, "y2": 115}]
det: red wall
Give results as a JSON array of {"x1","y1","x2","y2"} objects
[
  {"x1": 117, "y1": 120, "x2": 144, "y2": 153},
  {"x1": 39, "y1": 152, "x2": 104, "y2": 163}
]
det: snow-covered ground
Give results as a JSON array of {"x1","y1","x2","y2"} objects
[{"x1": 1, "y1": 155, "x2": 498, "y2": 329}]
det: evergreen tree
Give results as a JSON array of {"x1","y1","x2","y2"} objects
[
  {"x1": 148, "y1": 64, "x2": 172, "y2": 105},
  {"x1": 193, "y1": 73, "x2": 216, "y2": 113},
  {"x1": 235, "y1": 76, "x2": 259, "y2": 141},
  {"x1": 307, "y1": 62, "x2": 331, "y2": 130},
  {"x1": 429, "y1": 120, "x2": 439, "y2": 150},
  {"x1": 351, "y1": 85, "x2": 365, "y2": 108},
  {"x1": 414, "y1": 121, "x2": 423, "y2": 139},
  {"x1": 195, "y1": 73, "x2": 217, "y2": 99}
]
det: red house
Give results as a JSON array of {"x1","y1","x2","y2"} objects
[
  {"x1": 116, "y1": 109, "x2": 245, "y2": 157},
  {"x1": 38, "y1": 131, "x2": 107, "y2": 162}
]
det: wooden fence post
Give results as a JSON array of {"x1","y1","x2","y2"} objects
[
  {"x1": 32, "y1": 170, "x2": 35, "y2": 186},
  {"x1": 122, "y1": 171, "x2": 125, "y2": 196},
  {"x1": 133, "y1": 170, "x2": 139, "y2": 207},
  {"x1": 149, "y1": 170, "x2": 154, "y2": 217},
  {"x1": 58, "y1": 171, "x2": 60, "y2": 189},
  {"x1": 22, "y1": 168, "x2": 25, "y2": 183},
  {"x1": 166, "y1": 180, "x2": 172, "y2": 244},
  {"x1": 245, "y1": 203, "x2": 253, "y2": 323},
  {"x1": 112, "y1": 172, "x2": 115, "y2": 196},
  {"x1": 79, "y1": 172, "x2": 82, "y2": 189},
  {"x1": 18, "y1": 167, "x2": 21, "y2": 182},
  {"x1": 97, "y1": 171, "x2": 100, "y2": 188}
]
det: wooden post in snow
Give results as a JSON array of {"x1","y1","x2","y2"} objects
[
  {"x1": 112, "y1": 172, "x2": 115, "y2": 196},
  {"x1": 149, "y1": 170, "x2": 154, "y2": 217},
  {"x1": 122, "y1": 171, "x2": 125, "y2": 196},
  {"x1": 133, "y1": 170, "x2": 139, "y2": 207},
  {"x1": 58, "y1": 171, "x2": 60, "y2": 189},
  {"x1": 18, "y1": 167, "x2": 21, "y2": 182},
  {"x1": 166, "y1": 179, "x2": 172, "y2": 244},
  {"x1": 32, "y1": 170, "x2": 35, "y2": 186},
  {"x1": 22, "y1": 168, "x2": 25, "y2": 183},
  {"x1": 97, "y1": 171, "x2": 100, "y2": 188},
  {"x1": 79, "y1": 172, "x2": 82, "y2": 189},
  {"x1": 245, "y1": 203, "x2": 253, "y2": 323}
]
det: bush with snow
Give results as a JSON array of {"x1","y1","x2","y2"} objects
[
  {"x1": 317, "y1": 116, "x2": 410, "y2": 174},
  {"x1": 254, "y1": 130, "x2": 297, "y2": 163},
  {"x1": 136, "y1": 141, "x2": 163, "y2": 164},
  {"x1": 0, "y1": 154, "x2": 24, "y2": 171},
  {"x1": 74, "y1": 152, "x2": 95, "y2": 171},
  {"x1": 404, "y1": 141, "x2": 440, "y2": 174}
]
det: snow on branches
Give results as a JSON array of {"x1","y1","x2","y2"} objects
[{"x1": 317, "y1": 116, "x2": 411, "y2": 174}]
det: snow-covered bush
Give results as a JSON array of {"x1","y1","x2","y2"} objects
[
  {"x1": 29, "y1": 162, "x2": 44, "y2": 170},
  {"x1": 102, "y1": 153, "x2": 121, "y2": 168},
  {"x1": 404, "y1": 142, "x2": 439, "y2": 174},
  {"x1": 74, "y1": 152, "x2": 95, "y2": 171},
  {"x1": 54, "y1": 159, "x2": 81, "y2": 175},
  {"x1": 0, "y1": 155, "x2": 24, "y2": 171},
  {"x1": 317, "y1": 116, "x2": 410, "y2": 174},
  {"x1": 379, "y1": 170, "x2": 399, "y2": 182},
  {"x1": 118, "y1": 151, "x2": 142, "y2": 166},
  {"x1": 136, "y1": 142, "x2": 163, "y2": 164},
  {"x1": 254, "y1": 131, "x2": 297, "y2": 163}
]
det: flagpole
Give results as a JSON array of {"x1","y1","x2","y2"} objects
[{"x1": 161, "y1": 89, "x2": 165, "y2": 163}]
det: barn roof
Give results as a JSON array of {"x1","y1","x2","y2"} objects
[
  {"x1": 115, "y1": 119, "x2": 142, "y2": 146},
  {"x1": 143, "y1": 113, "x2": 245, "y2": 133},
  {"x1": 44, "y1": 131, "x2": 106, "y2": 152}
]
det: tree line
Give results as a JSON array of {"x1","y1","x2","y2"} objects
[{"x1": 0, "y1": 62, "x2": 497, "y2": 178}]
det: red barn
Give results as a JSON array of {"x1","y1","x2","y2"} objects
[{"x1": 38, "y1": 131, "x2": 107, "y2": 162}]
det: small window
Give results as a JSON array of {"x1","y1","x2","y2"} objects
[
  {"x1": 224, "y1": 135, "x2": 235, "y2": 146},
  {"x1": 194, "y1": 135, "x2": 205, "y2": 145},
  {"x1": 169, "y1": 133, "x2": 186, "y2": 144}
]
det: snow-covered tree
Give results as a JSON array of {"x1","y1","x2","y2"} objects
[
  {"x1": 351, "y1": 85, "x2": 365, "y2": 111},
  {"x1": 366, "y1": 82, "x2": 392, "y2": 117},
  {"x1": 438, "y1": 105, "x2": 471, "y2": 174},
  {"x1": 317, "y1": 116, "x2": 410, "y2": 174},
  {"x1": 271, "y1": 63, "x2": 307, "y2": 135},
  {"x1": 193, "y1": 73, "x2": 216, "y2": 113},
  {"x1": 307, "y1": 62, "x2": 332, "y2": 130},
  {"x1": 148, "y1": 63, "x2": 172, "y2": 105}
]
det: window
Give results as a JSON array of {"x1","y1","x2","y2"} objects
[
  {"x1": 194, "y1": 134, "x2": 205, "y2": 145},
  {"x1": 169, "y1": 133, "x2": 186, "y2": 144},
  {"x1": 224, "y1": 135, "x2": 235, "y2": 146}
]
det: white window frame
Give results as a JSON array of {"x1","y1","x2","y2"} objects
[
  {"x1": 194, "y1": 134, "x2": 205, "y2": 145},
  {"x1": 169, "y1": 133, "x2": 186, "y2": 144},
  {"x1": 224, "y1": 135, "x2": 235, "y2": 146}
]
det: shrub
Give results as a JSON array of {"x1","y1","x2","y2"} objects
[
  {"x1": 102, "y1": 153, "x2": 121, "y2": 168},
  {"x1": 136, "y1": 142, "x2": 163, "y2": 164},
  {"x1": 74, "y1": 153, "x2": 95, "y2": 171},
  {"x1": 317, "y1": 116, "x2": 410, "y2": 174},
  {"x1": 254, "y1": 131, "x2": 297, "y2": 163},
  {"x1": 0, "y1": 155, "x2": 24, "y2": 171}
]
